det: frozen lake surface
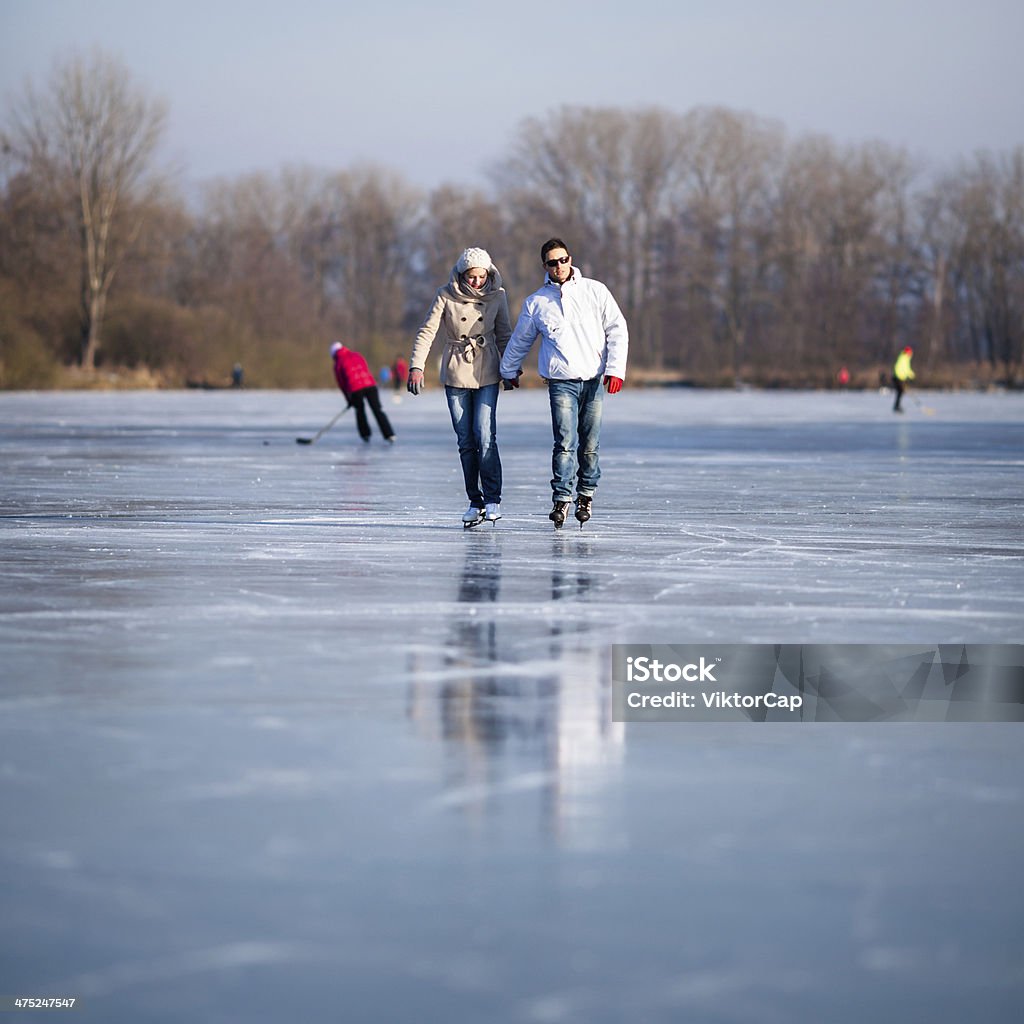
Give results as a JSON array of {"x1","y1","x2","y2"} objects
[{"x1": 1, "y1": 388, "x2": 1023, "y2": 1022}]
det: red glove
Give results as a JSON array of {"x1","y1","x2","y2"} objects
[{"x1": 603, "y1": 375, "x2": 623, "y2": 394}]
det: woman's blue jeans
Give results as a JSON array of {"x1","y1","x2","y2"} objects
[
  {"x1": 548, "y1": 376, "x2": 603, "y2": 502},
  {"x1": 446, "y1": 383, "x2": 501, "y2": 507}
]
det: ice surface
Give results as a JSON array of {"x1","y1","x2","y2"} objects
[{"x1": 1, "y1": 388, "x2": 1023, "y2": 1022}]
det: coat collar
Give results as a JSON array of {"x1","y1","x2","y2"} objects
[{"x1": 545, "y1": 267, "x2": 579, "y2": 289}]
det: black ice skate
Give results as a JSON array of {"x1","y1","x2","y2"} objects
[
  {"x1": 574, "y1": 494, "x2": 592, "y2": 528},
  {"x1": 549, "y1": 500, "x2": 571, "y2": 530}
]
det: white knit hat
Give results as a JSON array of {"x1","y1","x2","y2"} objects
[
  {"x1": 457, "y1": 247, "x2": 492, "y2": 273},
  {"x1": 329, "y1": 342, "x2": 342, "y2": 357}
]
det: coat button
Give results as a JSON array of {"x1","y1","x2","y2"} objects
[{"x1": 461, "y1": 316, "x2": 467, "y2": 321}]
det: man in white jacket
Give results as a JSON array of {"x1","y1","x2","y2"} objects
[{"x1": 500, "y1": 238, "x2": 628, "y2": 529}]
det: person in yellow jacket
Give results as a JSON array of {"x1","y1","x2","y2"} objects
[{"x1": 892, "y1": 346, "x2": 915, "y2": 413}]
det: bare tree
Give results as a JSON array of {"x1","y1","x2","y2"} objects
[
  {"x1": 7, "y1": 50, "x2": 168, "y2": 370},
  {"x1": 275, "y1": 166, "x2": 343, "y2": 323},
  {"x1": 946, "y1": 150, "x2": 1024, "y2": 380},
  {"x1": 674, "y1": 107, "x2": 785, "y2": 380},
  {"x1": 771, "y1": 136, "x2": 919, "y2": 379},
  {"x1": 322, "y1": 166, "x2": 421, "y2": 350},
  {"x1": 495, "y1": 105, "x2": 692, "y2": 367},
  {"x1": 914, "y1": 176, "x2": 964, "y2": 371}
]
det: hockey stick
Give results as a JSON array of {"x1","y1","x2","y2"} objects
[{"x1": 296, "y1": 405, "x2": 351, "y2": 444}]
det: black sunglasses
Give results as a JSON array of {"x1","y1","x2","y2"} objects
[{"x1": 545, "y1": 255, "x2": 571, "y2": 268}]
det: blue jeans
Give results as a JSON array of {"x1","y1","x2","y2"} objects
[
  {"x1": 548, "y1": 376, "x2": 603, "y2": 502},
  {"x1": 446, "y1": 383, "x2": 502, "y2": 506}
]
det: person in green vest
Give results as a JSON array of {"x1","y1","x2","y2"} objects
[{"x1": 892, "y1": 346, "x2": 915, "y2": 413}]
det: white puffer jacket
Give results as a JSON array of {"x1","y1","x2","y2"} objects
[{"x1": 500, "y1": 268, "x2": 628, "y2": 382}]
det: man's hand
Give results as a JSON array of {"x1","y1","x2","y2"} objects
[
  {"x1": 407, "y1": 368, "x2": 424, "y2": 395},
  {"x1": 603, "y1": 375, "x2": 623, "y2": 394},
  {"x1": 502, "y1": 373, "x2": 521, "y2": 391}
]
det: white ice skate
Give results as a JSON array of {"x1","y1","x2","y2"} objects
[{"x1": 462, "y1": 505, "x2": 485, "y2": 529}]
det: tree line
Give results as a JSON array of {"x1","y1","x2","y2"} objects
[{"x1": 2, "y1": 51, "x2": 1022, "y2": 390}]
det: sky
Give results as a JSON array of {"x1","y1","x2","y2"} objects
[{"x1": 2, "y1": 0, "x2": 1023, "y2": 192}]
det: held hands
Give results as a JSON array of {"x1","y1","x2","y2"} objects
[
  {"x1": 603, "y1": 375, "x2": 623, "y2": 394},
  {"x1": 502, "y1": 369, "x2": 523, "y2": 391},
  {"x1": 407, "y1": 368, "x2": 424, "y2": 395}
]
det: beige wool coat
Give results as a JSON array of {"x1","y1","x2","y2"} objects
[{"x1": 410, "y1": 264, "x2": 512, "y2": 388}]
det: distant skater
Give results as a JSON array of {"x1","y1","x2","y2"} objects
[
  {"x1": 500, "y1": 238, "x2": 628, "y2": 529},
  {"x1": 391, "y1": 355, "x2": 408, "y2": 393},
  {"x1": 892, "y1": 346, "x2": 915, "y2": 413},
  {"x1": 330, "y1": 341, "x2": 395, "y2": 443},
  {"x1": 407, "y1": 247, "x2": 511, "y2": 528}
]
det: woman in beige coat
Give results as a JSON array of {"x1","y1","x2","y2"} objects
[{"x1": 408, "y1": 247, "x2": 512, "y2": 528}]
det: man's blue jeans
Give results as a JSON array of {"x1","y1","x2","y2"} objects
[
  {"x1": 548, "y1": 376, "x2": 603, "y2": 502},
  {"x1": 446, "y1": 383, "x2": 501, "y2": 506}
]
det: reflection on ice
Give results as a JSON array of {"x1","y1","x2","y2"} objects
[{"x1": 407, "y1": 534, "x2": 623, "y2": 848}]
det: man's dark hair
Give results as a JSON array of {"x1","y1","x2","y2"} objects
[{"x1": 540, "y1": 238, "x2": 570, "y2": 263}]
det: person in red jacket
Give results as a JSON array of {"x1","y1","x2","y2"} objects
[
  {"x1": 330, "y1": 342, "x2": 395, "y2": 443},
  {"x1": 391, "y1": 355, "x2": 408, "y2": 392}
]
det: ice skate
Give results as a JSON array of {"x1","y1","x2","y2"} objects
[
  {"x1": 549, "y1": 500, "x2": 571, "y2": 530},
  {"x1": 462, "y1": 504, "x2": 485, "y2": 529},
  {"x1": 484, "y1": 502, "x2": 502, "y2": 525},
  {"x1": 574, "y1": 494, "x2": 592, "y2": 528}
]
